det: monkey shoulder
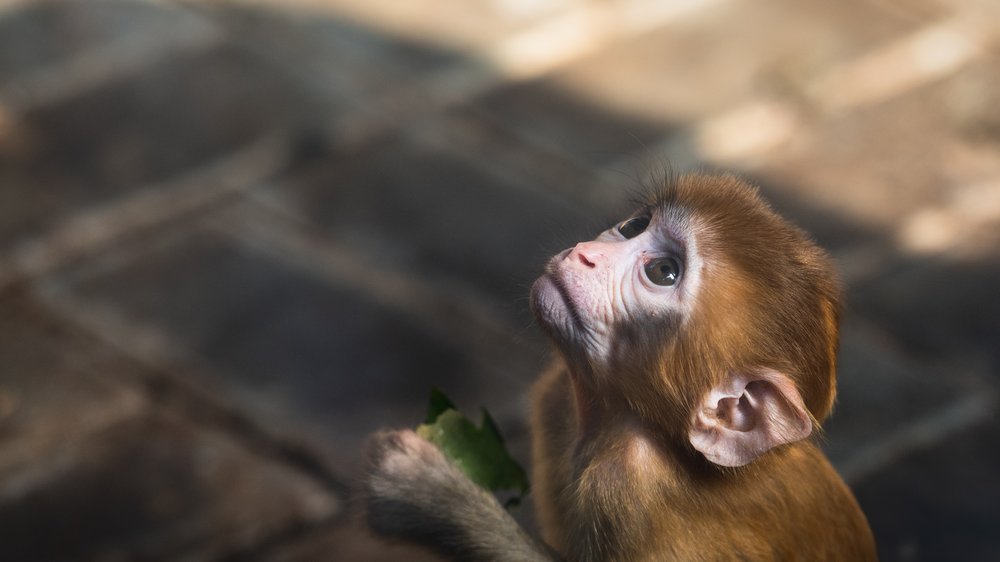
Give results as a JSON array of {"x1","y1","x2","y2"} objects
[
  {"x1": 789, "y1": 445, "x2": 878, "y2": 560},
  {"x1": 734, "y1": 443, "x2": 878, "y2": 561}
]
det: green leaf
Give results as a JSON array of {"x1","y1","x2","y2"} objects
[
  {"x1": 416, "y1": 390, "x2": 529, "y2": 502},
  {"x1": 425, "y1": 386, "x2": 457, "y2": 424}
]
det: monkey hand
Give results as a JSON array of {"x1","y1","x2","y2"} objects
[
  {"x1": 364, "y1": 429, "x2": 558, "y2": 562},
  {"x1": 366, "y1": 429, "x2": 464, "y2": 538}
]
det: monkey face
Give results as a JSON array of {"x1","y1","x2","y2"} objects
[
  {"x1": 530, "y1": 175, "x2": 842, "y2": 466},
  {"x1": 530, "y1": 206, "x2": 703, "y2": 373}
]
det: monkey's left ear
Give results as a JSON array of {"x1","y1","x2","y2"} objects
[{"x1": 688, "y1": 370, "x2": 812, "y2": 467}]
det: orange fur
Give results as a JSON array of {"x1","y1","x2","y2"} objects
[{"x1": 530, "y1": 175, "x2": 875, "y2": 561}]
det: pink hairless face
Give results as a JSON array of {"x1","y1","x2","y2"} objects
[{"x1": 531, "y1": 205, "x2": 702, "y2": 374}]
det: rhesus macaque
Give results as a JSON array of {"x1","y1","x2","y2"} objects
[{"x1": 366, "y1": 174, "x2": 877, "y2": 561}]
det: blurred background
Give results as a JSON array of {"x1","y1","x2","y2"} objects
[{"x1": 0, "y1": 0, "x2": 998, "y2": 560}]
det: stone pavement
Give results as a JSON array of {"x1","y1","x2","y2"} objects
[{"x1": 0, "y1": 0, "x2": 998, "y2": 560}]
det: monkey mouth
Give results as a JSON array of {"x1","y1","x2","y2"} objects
[{"x1": 531, "y1": 267, "x2": 587, "y2": 337}]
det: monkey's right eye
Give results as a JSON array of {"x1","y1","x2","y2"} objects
[{"x1": 617, "y1": 217, "x2": 649, "y2": 239}]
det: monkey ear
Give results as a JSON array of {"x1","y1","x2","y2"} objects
[{"x1": 688, "y1": 369, "x2": 812, "y2": 467}]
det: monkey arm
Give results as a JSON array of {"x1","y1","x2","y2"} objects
[{"x1": 365, "y1": 429, "x2": 560, "y2": 562}]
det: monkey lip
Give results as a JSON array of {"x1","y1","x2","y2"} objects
[{"x1": 531, "y1": 269, "x2": 586, "y2": 336}]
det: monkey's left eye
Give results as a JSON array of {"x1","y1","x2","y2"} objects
[
  {"x1": 618, "y1": 217, "x2": 649, "y2": 239},
  {"x1": 645, "y1": 257, "x2": 681, "y2": 286}
]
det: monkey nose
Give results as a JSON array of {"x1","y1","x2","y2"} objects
[{"x1": 569, "y1": 242, "x2": 601, "y2": 268}]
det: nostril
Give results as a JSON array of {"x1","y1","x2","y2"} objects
[{"x1": 572, "y1": 243, "x2": 598, "y2": 268}]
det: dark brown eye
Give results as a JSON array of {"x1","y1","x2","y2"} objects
[
  {"x1": 645, "y1": 257, "x2": 680, "y2": 286},
  {"x1": 617, "y1": 217, "x2": 649, "y2": 239}
]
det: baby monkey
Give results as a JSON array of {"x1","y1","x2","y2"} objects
[{"x1": 366, "y1": 174, "x2": 877, "y2": 561}]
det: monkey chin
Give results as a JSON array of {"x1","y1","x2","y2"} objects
[
  {"x1": 530, "y1": 274, "x2": 569, "y2": 332},
  {"x1": 530, "y1": 273, "x2": 591, "y2": 360}
]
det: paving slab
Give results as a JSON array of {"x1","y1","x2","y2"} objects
[
  {"x1": 0, "y1": 410, "x2": 337, "y2": 561},
  {"x1": 0, "y1": 291, "x2": 338, "y2": 561},
  {"x1": 472, "y1": 0, "x2": 923, "y2": 133},
  {"x1": 0, "y1": 39, "x2": 316, "y2": 255},
  {"x1": 197, "y1": 1, "x2": 463, "y2": 104},
  {"x1": 264, "y1": 519, "x2": 444, "y2": 562},
  {"x1": 853, "y1": 418, "x2": 1000, "y2": 562},
  {"x1": 822, "y1": 316, "x2": 985, "y2": 471},
  {"x1": 424, "y1": 108, "x2": 611, "y2": 206},
  {"x1": 850, "y1": 251, "x2": 1000, "y2": 369},
  {"x1": 756, "y1": 55, "x2": 1000, "y2": 231},
  {"x1": 468, "y1": 78, "x2": 675, "y2": 168},
  {"x1": 232, "y1": 0, "x2": 558, "y2": 53},
  {"x1": 0, "y1": 0, "x2": 197, "y2": 82},
  {"x1": 0, "y1": 291, "x2": 147, "y2": 479}
]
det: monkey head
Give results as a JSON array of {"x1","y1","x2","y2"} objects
[{"x1": 530, "y1": 174, "x2": 841, "y2": 468}]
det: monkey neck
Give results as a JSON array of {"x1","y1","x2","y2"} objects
[
  {"x1": 567, "y1": 374, "x2": 596, "y2": 439},
  {"x1": 565, "y1": 363, "x2": 675, "y2": 446},
  {"x1": 566, "y1": 367, "x2": 623, "y2": 443},
  {"x1": 564, "y1": 368, "x2": 671, "y2": 468}
]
